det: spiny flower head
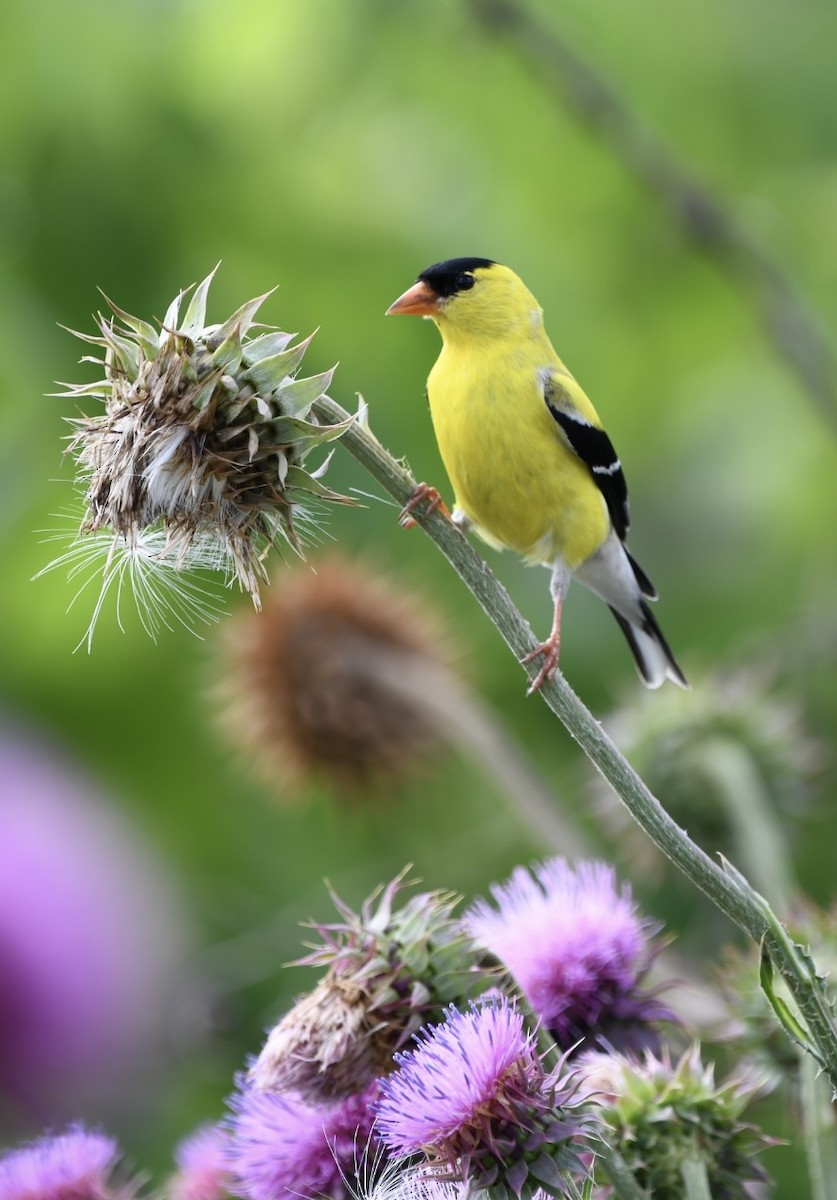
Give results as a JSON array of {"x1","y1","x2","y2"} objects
[
  {"x1": 580, "y1": 1045, "x2": 774, "y2": 1199},
  {"x1": 375, "y1": 998, "x2": 592, "y2": 1200},
  {"x1": 226, "y1": 1079, "x2": 383, "y2": 1200},
  {"x1": 251, "y1": 873, "x2": 487, "y2": 1102},
  {"x1": 0, "y1": 1127, "x2": 133, "y2": 1200},
  {"x1": 465, "y1": 859, "x2": 671, "y2": 1053},
  {"x1": 215, "y1": 554, "x2": 451, "y2": 796},
  {"x1": 169, "y1": 1125, "x2": 231, "y2": 1200},
  {"x1": 48, "y1": 268, "x2": 353, "y2": 646},
  {"x1": 592, "y1": 671, "x2": 823, "y2": 877}
]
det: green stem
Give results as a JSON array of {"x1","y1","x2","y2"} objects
[
  {"x1": 800, "y1": 1052, "x2": 837, "y2": 1200},
  {"x1": 363, "y1": 651, "x2": 593, "y2": 857},
  {"x1": 314, "y1": 394, "x2": 837, "y2": 1090},
  {"x1": 598, "y1": 1144, "x2": 648, "y2": 1200},
  {"x1": 680, "y1": 1155, "x2": 713, "y2": 1200}
]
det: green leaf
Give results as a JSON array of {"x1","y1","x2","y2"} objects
[
  {"x1": 191, "y1": 368, "x2": 222, "y2": 413},
  {"x1": 272, "y1": 412, "x2": 353, "y2": 450},
  {"x1": 285, "y1": 464, "x2": 355, "y2": 503},
  {"x1": 162, "y1": 286, "x2": 188, "y2": 333},
  {"x1": 102, "y1": 324, "x2": 141, "y2": 378},
  {"x1": 759, "y1": 941, "x2": 822, "y2": 1061},
  {"x1": 49, "y1": 380, "x2": 109, "y2": 398}
]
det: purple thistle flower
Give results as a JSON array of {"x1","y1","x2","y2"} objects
[
  {"x1": 0, "y1": 726, "x2": 191, "y2": 1119},
  {"x1": 226, "y1": 1080, "x2": 383, "y2": 1200},
  {"x1": 375, "y1": 998, "x2": 591, "y2": 1199},
  {"x1": 375, "y1": 998, "x2": 534, "y2": 1154},
  {"x1": 0, "y1": 1127, "x2": 123, "y2": 1200},
  {"x1": 465, "y1": 860, "x2": 671, "y2": 1053},
  {"x1": 170, "y1": 1125, "x2": 231, "y2": 1200}
]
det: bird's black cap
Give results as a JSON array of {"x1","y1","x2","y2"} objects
[{"x1": 418, "y1": 257, "x2": 496, "y2": 297}]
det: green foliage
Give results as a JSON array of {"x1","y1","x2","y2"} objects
[{"x1": 0, "y1": 1, "x2": 835, "y2": 1194}]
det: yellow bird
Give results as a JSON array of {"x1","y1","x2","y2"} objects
[{"x1": 387, "y1": 257, "x2": 687, "y2": 694}]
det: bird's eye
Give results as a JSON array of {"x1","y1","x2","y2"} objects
[{"x1": 456, "y1": 273, "x2": 476, "y2": 291}]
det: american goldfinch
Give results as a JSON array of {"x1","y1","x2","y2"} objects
[{"x1": 387, "y1": 257, "x2": 687, "y2": 694}]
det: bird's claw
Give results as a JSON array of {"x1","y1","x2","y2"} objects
[
  {"x1": 521, "y1": 637, "x2": 561, "y2": 696},
  {"x1": 399, "y1": 483, "x2": 451, "y2": 529}
]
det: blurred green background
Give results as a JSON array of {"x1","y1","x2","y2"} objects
[{"x1": 1, "y1": 0, "x2": 835, "y2": 1192}]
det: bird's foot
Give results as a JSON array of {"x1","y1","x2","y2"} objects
[
  {"x1": 399, "y1": 482, "x2": 451, "y2": 529},
  {"x1": 521, "y1": 635, "x2": 561, "y2": 696}
]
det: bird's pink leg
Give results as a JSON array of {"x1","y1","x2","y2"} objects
[
  {"x1": 399, "y1": 482, "x2": 451, "y2": 529},
  {"x1": 521, "y1": 594, "x2": 564, "y2": 696}
]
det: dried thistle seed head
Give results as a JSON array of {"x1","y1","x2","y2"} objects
[
  {"x1": 250, "y1": 974, "x2": 396, "y2": 1100},
  {"x1": 251, "y1": 872, "x2": 489, "y2": 1102},
  {"x1": 215, "y1": 554, "x2": 452, "y2": 796},
  {"x1": 47, "y1": 268, "x2": 353, "y2": 646}
]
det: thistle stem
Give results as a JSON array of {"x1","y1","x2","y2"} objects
[
  {"x1": 800, "y1": 1052, "x2": 837, "y2": 1200},
  {"x1": 597, "y1": 1144, "x2": 649, "y2": 1200},
  {"x1": 362, "y1": 651, "x2": 594, "y2": 858},
  {"x1": 680, "y1": 1155, "x2": 713, "y2": 1200},
  {"x1": 314, "y1": 394, "x2": 837, "y2": 1091}
]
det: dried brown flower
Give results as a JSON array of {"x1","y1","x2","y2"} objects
[
  {"x1": 250, "y1": 873, "x2": 488, "y2": 1102},
  {"x1": 216, "y1": 554, "x2": 453, "y2": 795}
]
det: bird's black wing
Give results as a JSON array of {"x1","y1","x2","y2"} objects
[{"x1": 543, "y1": 372, "x2": 630, "y2": 541}]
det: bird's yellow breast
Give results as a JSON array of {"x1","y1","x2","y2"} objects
[{"x1": 427, "y1": 344, "x2": 609, "y2": 569}]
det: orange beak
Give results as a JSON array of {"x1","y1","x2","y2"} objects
[{"x1": 385, "y1": 280, "x2": 440, "y2": 317}]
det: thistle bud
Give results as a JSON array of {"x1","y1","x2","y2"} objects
[
  {"x1": 47, "y1": 268, "x2": 353, "y2": 645},
  {"x1": 591, "y1": 671, "x2": 822, "y2": 900},
  {"x1": 580, "y1": 1045, "x2": 775, "y2": 1198}
]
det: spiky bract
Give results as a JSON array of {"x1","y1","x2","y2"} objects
[
  {"x1": 580, "y1": 1045, "x2": 774, "y2": 1199},
  {"x1": 251, "y1": 874, "x2": 487, "y2": 1102}
]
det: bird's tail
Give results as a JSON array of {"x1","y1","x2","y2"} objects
[{"x1": 608, "y1": 600, "x2": 688, "y2": 690}]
